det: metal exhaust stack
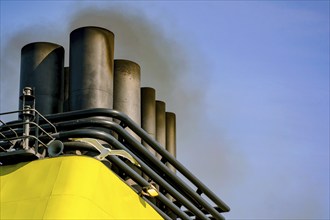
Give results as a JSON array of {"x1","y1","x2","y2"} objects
[
  {"x1": 156, "y1": 100, "x2": 166, "y2": 159},
  {"x1": 63, "y1": 67, "x2": 69, "y2": 112},
  {"x1": 114, "y1": 60, "x2": 141, "y2": 140},
  {"x1": 141, "y1": 87, "x2": 156, "y2": 156},
  {"x1": 69, "y1": 26, "x2": 114, "y2": 110},
  {"x1": 166, "y1": 112, "x2": 176, "y2": 173},
  {"x1": 19, "y1": 42, "x2": 64, "y2": 115},
  {"x1": 1, "y1": 25, "x2": 230, "y2": 219}
]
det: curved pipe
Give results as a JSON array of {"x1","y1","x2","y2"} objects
[
  {"x1": 53, "y1": 118, "x2": 226, "y2": 219},
  {"x1": 53, "y1": 129, "x2": 210, "y2": 220},
  {"x1": 45, "y1": 108, "x2": 230, "y2": 213},
  {"x1": 1, "y1": 108, "x2": 230, "y2": 214},
  {"x1": 54, "y1": 118, "x2": 221, "y2": 218},
  {"x1": 54, "y1": 140, "x2": 185, "y2": 220}
]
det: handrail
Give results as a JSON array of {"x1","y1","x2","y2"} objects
[
  {"x1": 44, "y1": 108, "x2": 230, "y2": 213},
  {"x1": 0, "y1": 121, "x2": 54, "y2": 148},
  {"x1": 0, "y1": 108, "x2": 229, "y2": 219},
  {"x1": 53, "y1": 129, "x2": 212, "y2": 220},
  {"x1": 57, "y1": 130, "x2": 190, "y2": 220},
  {"x1": 51, "y1": 118, "x2": 224, "y2": 219}
]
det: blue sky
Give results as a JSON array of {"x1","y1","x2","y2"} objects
[{"x1": 0, "y1": 1, "x2": 329, "y2": 219}]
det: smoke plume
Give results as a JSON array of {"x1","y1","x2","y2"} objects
[{"x1": 0, "y1": 3, "x2": 245, "y2": 200}]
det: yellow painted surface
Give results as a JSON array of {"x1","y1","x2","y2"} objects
[{"x1": 0, "y1": 156, "x2": 163, "y2": 219}]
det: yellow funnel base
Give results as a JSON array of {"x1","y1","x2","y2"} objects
[{"x1": 1, "y1": 156, "x2": 162, "y2": 219}]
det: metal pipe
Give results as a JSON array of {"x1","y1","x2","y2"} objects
[
  {"x1": 105, "y1": 154, "x2": 188, "y2": 220},
  {"x1": 54, "y1": 128, "x2": 211, "y2": 220},
  {"x1": 3, "y1": 109, "x2": 229, "y2": 216},
  {"x1": 141, "y1": 87, "x2": 156, "y2": 156},
  {"x1": 19, "y1": 42, "x2": 64, "y2": 115},
  {"x1": 69, "y1": 26, "x2": 114, "y2": 110},
  {"x1": 106, "y1": 155, "x2": 190, "y2": 220},
  {"x1": 156, "y1": 101, "x2": 166, "y2": 159},
  {"x1": 48, "y1": 117, "x2": 227, "y2": 218},
  {"x1": 40, "y1": 108, "x2": 230, "y2": 213},
  {"x1": 113, "y1": 60, "x2": 141, "y2": 140},
  {"x1": 52, "y1": 130, "x2": 188, "y2": 220},
  {"x1": 63, "y1": 67, "x2": 70, "y2": 112},
  {"x1": 166, "y1": 112, "x2": 176, "y2": 173},
  {"x1": 156, "y1": 101, "x2": 174, "y2": 202}
]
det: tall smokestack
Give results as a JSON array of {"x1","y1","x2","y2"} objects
[
  {"x1": 63, "y1": 67, "x2": 70, "y2": 112},
  {"x1": 114, "y1": 59, "x2": 141, "y2": 140},
  {"x1": 166, "y1": 112, "x2": 176, "y2": 172},
  {"x1": 141, "y1": 87, "x2": 156, "y2": 156},
  {"x1": 69, "y1": 26, "x2": 114, "y2": 110},
  {"x1": 156, "y1": 100, "x2": 166, "y2": 159},
  {"x1": 19, "y1": 42, "x2": 64, "y2": 115}
]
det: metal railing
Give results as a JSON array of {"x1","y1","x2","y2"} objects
[{"x1": 0, "y1": 108, "x2": 229, "y2": 219}]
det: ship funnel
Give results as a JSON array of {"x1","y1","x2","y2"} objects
[
  {"x1": 114, "y1": 60, "x2": 141, "y2": 140},
  {"x1": 141, "y1": 87, "x2": 156, "y2": 156},
  {"x1": 47, "y1": 140, "x2": 64, "y2": 157},
  {"x1": 19, "y1": 42, "x2": 64, "y2": 115},
  {"x1": 63, "y1": 67, "x2": 70, "y2": 112},
  {"x1": 156, "y1": 101, "x2": 166, "y2": 159},
  {"x1": 69, "y1": 26, "x2": 114, "y2": 110},
  {"x1": 166, "y1": 112, "x2": 176, "y2": 172}
]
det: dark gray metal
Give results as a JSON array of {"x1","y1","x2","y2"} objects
[
  {"x1": 156, "y1": 101, "x2": 166, "y2": 159},
  {"x1": 114, "y1": 60, "x2": 141, "y2": 140},
  {"x1": 69, "y1": 26, "x2": 114, "y2": 110},
  {"x1": 156, "y1": 101, "x2": 173, "y2": 201},
  {"x1": 166, "y1": 112, "x2": 176, "y2": 173},
  {"x1": 19, "y1": 42, "x2": 64, "y2": 115},
  {"x1": 141, "y1": 87, "x2": 156, "y2": 156},
  {"x1": 63, "y1": 67, "x2": 70, "y2": 112}
]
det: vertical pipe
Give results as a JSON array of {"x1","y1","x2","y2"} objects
[
  {"x1": 63, "y1": 67, "x2": 70, "y2": 112},
  {"x1": 69, "y1": 26, "x2": 114, "y2": 110},
  {"x1": 113, "y1": 59, "x2": 141, "y2": 140},
  {"x1": 141, "y1": 87, "x2": 156, "y2": 156},
  {"x1": 156, "y1": 100, "x2": 172, "y2": 202},
  {"x1": 156, "y1": 100, "x2": 166, "y2": 159},
  {"x1": 166, "y1": 112, "x2": 176, "y2": 173},
  {"x1": 19, "y1": 42, "x2": 64, "y2": 115}
]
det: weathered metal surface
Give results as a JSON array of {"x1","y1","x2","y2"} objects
[
  {"x1": 19, "y1": 42, "x2": 64, "y2": 115},
  {"x1": 63, "y1": 67, "x2": 69, "y2": 112},
  {"x1": 69, "y1": 26, "x2": 114, "y2": 110},
  {"x1": 166, "y1": 112, "x2": 176, "y2": 172},
  {"x1": 156, "y1": 100, "x2": 166, "y2": 159},
  {"x1": 141, "y1": 87, "x2": 156, "y2": 155},
  {"x1": 114, "y1": 60, "x2": 141, "y2": 140}
]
